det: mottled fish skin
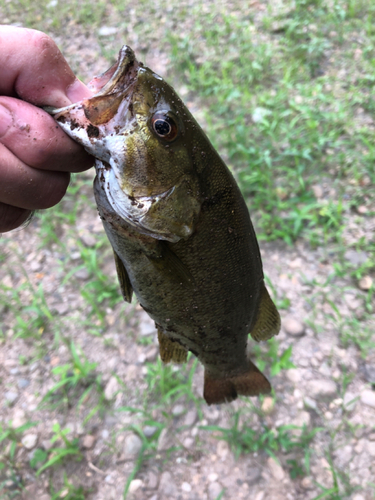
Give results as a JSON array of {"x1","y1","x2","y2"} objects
[{"x1": 49, "y1": 46, "x2": 281, "y2": 405}]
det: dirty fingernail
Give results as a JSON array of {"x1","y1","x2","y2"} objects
[{"x1": 0, "y1": 105, "x2": 13, "y2": 138}]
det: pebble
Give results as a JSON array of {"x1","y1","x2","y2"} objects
[
  {"x1": 11, "y1": 409, "x2": 26, "y2": 428},
  {"x1": 208, "y1": 481, "x2": 223, "y2": 500},
  {"x1": 5, "y1": 391, "x2": 19, "y2": 405},
  {"x1": 360, "y1": 389, "x2": 375, "y2": 409},
  {"x1": 98, "y1": 26, "x2": 118, "y2": 36},
  {"x1": 344, "y1": 250, "x2": 368, "y2": 266},
  {"x1": 143, "y1": 426, "x2": 158, "y2": 438},
  {"x1": 17, "y1": 378, "x2": 30, "y2": 389},
  {"x1": 343, "y1": 392, "x2": 358, "y2": 412},
  {"x1": 183, "y1": 408, "x2": 197, "y2": 427},
  {"x1": 158, "y1": 471, "x2": 177, "y2": 497},
  {"x1": 367, "y1": 442, "x2": 375, "y2": 457},
  {"x1": 21, "y1": 434, "x2": 38, "y2": 450},
  {"x1": 358, "y1": 276, "x2": 373, "y2": 291},
  {"x1": 82, "y1": 435, "x2": 96, "y2": 449},
  {"x1": 364, "y1": 363, "x2": 375, "y2": 384},
  {"x1": 261, "y1": 396, "x2": 275, "y2": 415},
  {"x1": 157, "y1": 428, "x2": 171, "y2": 451},
  {"x1": 217, "y1": 440, "x2": 230, "y2": 459},
  {"x1": 104, "y1": 376, "x2": 120, "y2": 400},
  {"x1": 75, "y1": 268, "x2": 90, "y2": 280},
  {"x1": 301, "y1": 477, "x2": 313, "y2": 489},
  {"x1": 51, "y1": 303, "x2": 69, "y2": 315},
  {"x1": 124, "y1": 433, "x2": 143, "y2": 457},
  {"x1": 181, "y1": 481, "x2": 192, "y2": 492},
  {"x1": 146, "y1": 471, "x2": 159, "y2": 489},
  {"x1": 352, "y1": 495, "x2": 366, "y2": 500},
  {"x1": 254, "y1": 492, "x2": 265, "y2": 500},
  {"x1": 306, "y1": 379, "x2": 337, "y2": 399},
  {"x1": 283, "y1": 316, "x2": 305, "y2": 336},
  {"x1": 129, "y1": 479, "x2": 143, "y2": 494},
  {"x1": 39, "y1": 496, "x2": 51, "y2": 500},
  {"x1": 80, "y1": 233, "x2": 97, "y2": 247},
  {"x1": 172, "y1": 404, "x2": 185, "y2": 417},
  {"x1": 208, "y1": 473, "x2": 218, "y2": 482},
  {"x1": 267, "y1": 457, "x2": 285, "y2": 481}
]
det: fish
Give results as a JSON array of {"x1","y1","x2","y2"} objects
[{"x1": 49, "y1": 46, "x2": 281, "y2": 405}]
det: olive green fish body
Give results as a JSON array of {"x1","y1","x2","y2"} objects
[{"x1": 50, "y1": 46, "x2": 280, "y2": 404}]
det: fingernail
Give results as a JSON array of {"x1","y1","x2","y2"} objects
[
  {"x1": 66, "y1": 79, "x2": 93, "y2": 103},
  {"x1": 0, "y1": 105, "x2": 13, "y2": 138}
]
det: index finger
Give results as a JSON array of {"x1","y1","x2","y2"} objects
[{"x1": 0, "y1": 25, "x2": 90, "y2": 107}]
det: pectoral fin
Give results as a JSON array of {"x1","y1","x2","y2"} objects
[
  {"x1": 250, "y1": 283, "x2": 281, "y2": 342},
  {"x1": 157, "y1": 327, "x2": 188, "y2": 364},
  {"x1": 148, "y1": 241, "x2": 195, "y2": 287},
  {"x1": 113, "y1": 251, "x2": 133, "y2": 303},
  {"x1": 204, "y1": 360, "x2": 271, "y2": 405}
]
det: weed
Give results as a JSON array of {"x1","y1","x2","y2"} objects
[{"x1": 252, "y1": 338, "x2": 295, "y2": 376}]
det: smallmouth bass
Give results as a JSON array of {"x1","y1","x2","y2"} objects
[{"x1": 50, "y1": 46, "x2": 281, "y2": 405}]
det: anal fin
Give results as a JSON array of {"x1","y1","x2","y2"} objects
[
  {"x1": 157, "y1": 327, "x2": 188, "y2": 364},
  {"x1": 250, "y1": 283, "x2": 281, "y2": 342},
  {"x1": 203, "y1": 360, "x2": 271, "y2": 405},
  {"x1": 113, "y1": 251, "x2": 133, "y2": 303}
]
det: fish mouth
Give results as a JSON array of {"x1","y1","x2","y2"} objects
[{"x1": 46, "y1": 45, "x2": 140, "y2": 126}]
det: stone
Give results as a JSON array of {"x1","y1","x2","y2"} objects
[
  {"x1": 143, "y1": 426, "x2": 158, "y2": 438},
  {"x1": 208, "y1": 473, "x2": 218, "y2": 482},
  {"x1": 364, "y1": 363, "x2": 375, "y2": 384},
  {"x1": 254, "y1": 493, "x2": 265, "y2": 500},
  {"x1": 306, "y1": 379, "x2": 337, "y2": 400},
  {"x1": 358, "y1": 276, "x2": 373, "y2": 291},
  {"x1": 301, "y1": 477, "x2": 313, "y2": 489},
  {"x1": 21, "y1": 434, "x2": 38, "y2": 450},
  {"x1": 158, "y1": 471, "x2": 177, "y2": 497},
  {"x1": 344, "y1": 250, "x2": 368, "y2": 266},
  {"x1": 283, "y1": 316, "x2": 305, "y2": 336},
  {"x1": 183, "y1": 408, "x2": 197, "y2": 427},
  {"x1": 75, "y1": 268, "x2": 90, "y2": 280},
  {"x1": 360, "y1": 390, "x2": 375, "y2": 409},
  {"x1": 80, "y1": 232, "x2": 96, "y2": 247},
  {"x1": 157, "y1": 428, "x2": 171, "y2": 451},
  {"x1": 104, "y1": 376, "x2": 120, "y2": 400},
  {"x1": 267, "y1": 457, "x2": 285, "y2": 481},
  {"x1": 343, "y1": 392, "x2": 358, "y2": 412},
  {"x1": 39, "y1": 495, "x2": 51, "y2": 500},
  {"x1": 82, "y1": 435, "x2": 96, "y2": 449},
  {"x1": 11, "y1": 409, "x2": 26, "y2": 428},
  {"x1": 181, "y1": 481, "x2": 192, "y2": 492},
  {"x1": 172, "y1": 404, "x2": 185, "y2": 417},
  {"x1": 124, "y1": 433, "x2": 143, "y2": 457},
  {"x1": 261, "y1": 396, "x2": 275, "y2": 415},
  {"x1": 146, "y1": 471, "x2": 159, "y2": 489},
  {"x1": 5, "y1": 391, "x2": 19, "y2": 405},
  {"x1": 367, "y1": 441, "x2": 375, "y2": 457},
  {"x1": 217, "y1": 440, "x2": 229, "y2": 459},
  {"x1": 208, "y1": 481, "x2": 223, "y2": 500},
  {"x1": 98, "y1": 26, "x2": 118, "y2": 36},
  {"x1": 17, "y1": 378, "x2": 30, "y2": 389},
  {"x1": 129, "y1": 479, "x2": 143, "y2": 494},
  {"x1": 352, "y1": 495, "x2": 365, "y2": 500}
]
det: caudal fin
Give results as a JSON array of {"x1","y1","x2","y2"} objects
[{"x1": 203, "y1": 360, "x2": 271, "y2": 405}]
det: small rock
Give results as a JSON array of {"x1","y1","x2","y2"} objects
[
  {"x1": 17, "y1": 378, "x2": 30, "y2": 389},
  {"x1": 129, "y1": 479, "x2": 143, "y2": 494},
  {"x1": 181, "y1": 481, "x2": 192, "y2": 492},
  {"x1": 364, "y1": 363, "x2": 375, "y2": 384},
  {"x1": 172, "y1": 404, "x2": 185, "y2": 417},
  {"x1": 157, "y1": 428, "x2": 171, "y2": 451},
  {"x1": 261, "y1": 396, "x2": 275, "y2": 415},
  {"x1": 159, "y1": 471, "x2": 177, "y2": 496},
  {"x1": 124, "y1": 433, "x2": 143, "y2": 457},
  {"x1": 312, "y1": 184, "x2": 323, "y2": 199},
  {"x1": 267, "y1": 457, "x2": 285, "y2": 481},
  {"x1": 283, "y1": 316, "x2": 305, "y2": 337},
  {"x1": 254, "y1": 493, "x2": 265, "y2": 500},
  {"x1": 343, "y1": 392, "x2": 358, "y2": 412},
  {"x1": 39, "y1": 496, "x2": 51, "y2": 500},
  {"x1": 146, "y1": 471, "x2": 159, "y2": 489},
  {"x1": 217, "y1": 440, "x2": 229, "y2": 459},
  {"x1": 21, "y1": 434, "x2": 38, "y2": 450},
  {"x1": 82, "y1": 435, "x2": 96, "y2": 449},
  {"x1": 301, "y1": 477, "x2": 313, "y2": 489},
  {"x1": 344, "y1": 250, "x2": 368, "y2": 266},
  {"x1": 358, "y1": 276, "x2": 373, "y2": 291},
  {"x1": 306, "y1": 380, "x2": 337, "y2": 400},
  {"x1": 5, "y1": 391, "x2": 19, "y2": 405},
  {"x1": 352, "y1": 495, "x2": 365, "y2": 500},
  {"x1": 208, "y1": 482, "x2": 223, "y2": 500},
  {"x1": 98, "y1": 26, "x2": 118, "y2": 36},
  {"x1": 104, "y1": 376, "x2": 120, "y2": 400},
  {"x1": 75, "y1": 268, "x2": 90, "y2": 280},
  {"x1": 143, "y1": 426, "x2": 158, "y2": 438},
  {"x1": 208, "y1": 473, "x2": 218, "y2": 482},
  {"x1": 12, "y1": 409, "x2": 26, "y2": 428},
  {"x1": 183, "y1": 437, "x2": 194, "y2": 448},
  {"x1": 360, "y1": 390, "x2": 375, "y2": 409},
  {"x1": 80, "y1": 232, "x2": 96, "y2": 247},
  {"x1": 138, "y1": 318, "x2": 156, "y2": 336},
  {"x1": 367, "y1": 441, "x2": 375, "y2": 457},
  {"x1": 183, "y1": 408, "x2": 197, "y2": 427},
  {"x1": 50, "y1": 303, "x2": 69, "y2": 315}
]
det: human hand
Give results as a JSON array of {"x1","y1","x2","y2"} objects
[{"x1": 0, "y1": 25, "x2": 94, "y2": 233}]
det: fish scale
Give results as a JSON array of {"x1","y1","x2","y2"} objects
[{"x1": 49, "y1": 45, "x2": 281, "y2": 405}]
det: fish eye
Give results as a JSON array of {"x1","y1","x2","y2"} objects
[{"x1": 151, "y1": 112, "x2": 178, "y2": 142}]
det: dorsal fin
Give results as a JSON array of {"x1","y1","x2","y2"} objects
[{"x1": 250, "y1": 283, "x2": 280, "y2": 342}]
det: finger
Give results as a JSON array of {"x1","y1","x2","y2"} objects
[
  {"x1": 0, "y1": 97, "x2": 93, "y2": 173},
  {"x1": 0, "y1": 202, "x2": 32, "y2": 233},
  {"x1": 0, "y1": 25, "x2": 91, "y2": 107},
  {"x1": 0, "y1": 143, "x2": 70, "y2": 210}
]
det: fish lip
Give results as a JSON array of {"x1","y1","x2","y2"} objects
[{"x1": 45, "y1": 45, "x2": 139, "y2": 117}]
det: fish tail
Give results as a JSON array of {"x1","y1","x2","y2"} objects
[{"x1": 203, "y1": 360, "x2": 271, "y2": 405}]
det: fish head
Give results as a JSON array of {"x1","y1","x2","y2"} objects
[{"x1": 51, "y1": 46, "x2": 203, "y2": 242}]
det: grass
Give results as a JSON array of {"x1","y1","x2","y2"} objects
[{"x1": 1, "y1": 0, "x2": 375, "y2": 498}]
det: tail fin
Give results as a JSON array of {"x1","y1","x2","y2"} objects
[{"x1": 203, "y1": 360, "x2": 271, "y2": 405}]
